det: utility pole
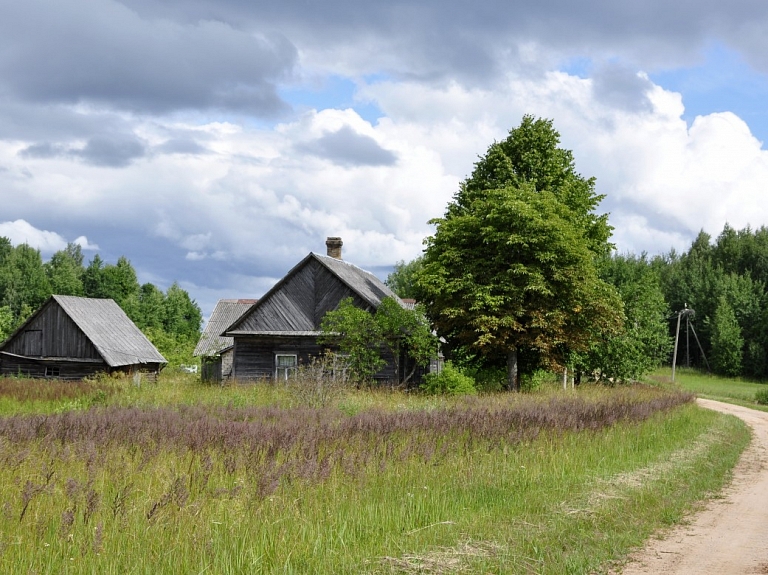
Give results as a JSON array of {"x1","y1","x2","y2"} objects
[
  {"x1": 672, "y1": 309, "x2": 682, "y2": 382},
  {"x1": 672, "y1": 304, "x2": 696, "y2": 382}
]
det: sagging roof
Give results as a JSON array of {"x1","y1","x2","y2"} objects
[
  {"x1": 54, "y1": 295, "x2": 167, "y2": 366},
  {"x1": 0, "y1": 295, "x2": 167, "y2": 367},
  {"x1": 193, "y1": 299, "x2": 257, "y2": 357}
]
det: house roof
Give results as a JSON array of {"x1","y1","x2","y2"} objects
[
  {"x1": 193, "y1": 299, "x2": 256, "y2": 357},
  {"x1": 1, "y1": 295, "x2": 167, "y2": 367},
  {"x1": 312, "y1": 253, "x2": 397, "y2": 309},
  {"x1": 224, "y1": 252, "x2": 402, "y2": 336}
]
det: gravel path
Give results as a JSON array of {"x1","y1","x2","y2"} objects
[{"x1": 620, "y1": 399, "x2": 768, "y2": 575}]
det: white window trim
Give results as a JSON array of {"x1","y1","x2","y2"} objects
[{"x1": 274, "y1": 353, "x2": 298, "y2": 380}]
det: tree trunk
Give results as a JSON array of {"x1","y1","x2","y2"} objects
[{"x1": 507, "y1": 348, "x2": 519, "y2": 392}]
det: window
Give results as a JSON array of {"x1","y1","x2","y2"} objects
[
  {"x1": 45, "y1": 366, "x2": 60, "y2": 378},
  {"x1": 275, "y1": 354, "x2": 297, "y2": 380}
]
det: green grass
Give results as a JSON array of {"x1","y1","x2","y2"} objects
[
  {"x1": 652, "y1": 367, "x2": 768, "y2": 411},
  {"x1": 0, "y1": 379, "x2": 749, "y2": 574}
]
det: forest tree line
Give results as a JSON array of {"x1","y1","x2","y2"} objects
[
  {"x1": 385, "y1": 116, "x2": 768, "y2": 385},
  {"x1": 0, "y1": 238, "x2": 202, "y2": 366},
  {"x1": 390, "y1": 223, "x2": 768, "y2": 383}
]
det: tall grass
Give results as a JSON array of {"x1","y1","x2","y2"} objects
[{"x1": 0, "y1": 383, "x2": 748, "y2": 574}]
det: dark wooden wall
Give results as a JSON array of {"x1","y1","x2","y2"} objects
[
  {"x1": 232, "y1": 336, "x2": 399, "y2": 383},
  {"x1": 0, "y1": 356, "x2": 162, "y2": 380},
  {"x1": 3, "y1": 300, "x2": 100, "y2": 360},
  {"x1": 237, "y1": 260, "x2": 370, "y2": 333},
  {"x1": 233, "y1": 336, "x2": 325, "y2": 380},
  {"x1": 0, "y1": 354, "x2": 106, "y2": 380}
]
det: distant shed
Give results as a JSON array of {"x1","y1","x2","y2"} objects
[
  {"x1": 0, "y1": 295, "x2": 167, "y2": 380},
  {"x1": 193, "y1": 299, "x2": 256, "y2": 383}
]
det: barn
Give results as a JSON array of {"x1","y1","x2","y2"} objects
[
  {"x1": 223, "y1": 237, "x2": 406, "y2": 382},
  {"x1": 0, "y1": 295, "x2": 167, "y2": 380},
  {"x1": 193, "y1": 299, "x2": 257, "y2": 383}
]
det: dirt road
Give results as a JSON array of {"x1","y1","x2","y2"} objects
[{"x1": 620, "y1": 399, "x2": 768, "y2": 575}]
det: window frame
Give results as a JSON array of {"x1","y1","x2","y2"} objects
[{"x1": 274, "y1": 353, "x2": 298, "y2": 380}]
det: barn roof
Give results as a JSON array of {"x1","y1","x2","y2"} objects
[
  {"x1": 1, "y1": 295, "x2": 167, "y2": 367},
  {"x1": 54, "y1": 296, "x2": 167, "y2": 367},
  {"x1": 193, "y1": 299, "x2": 256, "y2": 357}
]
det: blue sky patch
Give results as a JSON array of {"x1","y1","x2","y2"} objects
[{"x1": 651, "y1": 43, "x2": 768, "y2": 147}]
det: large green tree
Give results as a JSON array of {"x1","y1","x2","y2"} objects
[
  {"x1": 386, "y1": 257, "x2": 424, "y2": 299},
  {"x1": 709, "y1": 296, "x2": 744, "y2": 376},
  {"x1": 417, "y1": 116, "x2": 622, "y2": 390},
  {"x1": 583, "y1": 254, "x2": 672, "y2": 382},
  {"x1": 45, "y1": 243, "x2": 85, "y2": 296}
]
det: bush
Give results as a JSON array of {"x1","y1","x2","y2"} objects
[
  {"x1": 420, "y1": 362, "x2": 477, "y2": 395},
  {"x1": 285, "y1": 352, "x2": 354, "y2": 408},
  {"x1": 755, "y1": 388, "x2": 768, "y2": 405},
  {"x1": 520, "y1": 369, "x2": 557, "y2": 393},
  {"x1": 464, "y1": 365, "x2": 506, "y2": 392}
]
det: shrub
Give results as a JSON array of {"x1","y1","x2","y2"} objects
[
  {"x1": 284, "y1": 352, "x2": 354, "y2": 408},
  {"x1": 420, "y1": 362, "x2": 476, "y2": 395},
  {"x1": 520, "y1": 369, "x2": 557, "y2": 393},
  {"x1": 464, "y1": 365, "x2": 506, "y2": 392},
  {"x1": 755, "y1": 388, "x2": 768, "y2": 405}
]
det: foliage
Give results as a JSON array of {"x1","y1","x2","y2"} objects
[
  {"x1": 0, "y1": 305, "x2": 15, "y2": 341},
  {"x1": 375, "y1": 297, "x2": 438, "y2": 384},
  {"x1": 520, "y1": 369, "x2": 558, "y2": 392},
  {"x1": 386, "y1": 256, "x2": 424, "y2": 299},
  {"x1": 320, "y1": 296, "x2": 438, "y2": 385},
  {"x1": 583, "y1": 254, "x2": 673, "y2": 382},
  {"x1": 417, "y1": 116, "x2": 622, "y2": 391},
  {"x1": 755, "y1": 388, "x2": 768, "y2": 405},
  {"x1": 44, "y1": 243, "x2": 84, "y2": 296},
  {"x1": 708, "y1": 296, "x2": 744, "y2": 376},
  {"x1": 143, "y1": 327, "x2": 197, "y2": 368},
  {"x1": 319, "y1": 298, "x2": 385, "y2": 382},
  {"x1": 284, "y1": 351, "x2": 354, "y2": 408},
  {"x1": 420, "y1": 361, "x2": 476, "y2": 395},
  {"x1": 655, "y1": 224, "x2": 768, "y2": 380},
  {"x1": 0, "y1": 243, "x2": 51, "y2": 318}
]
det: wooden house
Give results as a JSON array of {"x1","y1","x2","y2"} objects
[
  {"x1": 0, "y1": 295, "x2": 167, "y2": 380},
  {"x1": 223, "y1": 237, "x2": 406, "y2": 382},
  {"x1": 193, "y1": 299, "x2": 257, "y2": 383}
]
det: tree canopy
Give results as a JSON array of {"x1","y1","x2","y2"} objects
[{"x1": 417, "y1": 116, "x2": 623, "y2": 389}]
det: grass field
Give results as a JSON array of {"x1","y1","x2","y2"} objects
[
  {"x1": 0, "y1": 373, "x2": 750, "y2": 574},
  {"x1": 652, "y1": 367, "x2": 768, "y2": 411}
]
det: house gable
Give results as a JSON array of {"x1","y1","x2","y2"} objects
[
  {"x1": 229, "y1": 256, "x2": 373, "y2": 335},
  {"x1": 1, "y1": 299, "x2": 101, "y2": 360}
]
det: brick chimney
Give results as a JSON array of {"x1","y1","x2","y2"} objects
[{"x1": 326, "y1": 237, "x2": 343, "y2": 259}]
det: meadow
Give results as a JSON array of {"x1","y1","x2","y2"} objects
[
  {"x1": 0, "y1": 373, "x2": 749, "y2": 574},
  {"x1": 654, "y1": 367, "x2": 768, "y2": 411}
]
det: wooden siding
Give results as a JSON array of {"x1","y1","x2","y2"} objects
[
  {"x1": 233, "y1": 336, "x2": 325, "y2": 380},
  {"x1": 201, "y1": 357, "x2": 222, "y2": 383},
  {"x1": 3, "y1": 300, "x2": 100, "y2": 360},
  {"x1": 232, "y1": 336, "x2": 399, "y2": 383},
  {"x1": 313, "y1": 263, "x2": 370, "y2": 324},
  {"x1": 238, "y1": 259, "x2": 368, "y2": 333},
  {"x1": 0, "y1": 353, "x2": 163, "y2": 381}
]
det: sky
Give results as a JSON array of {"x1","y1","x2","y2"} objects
[{"x1": 4, "y1": 0, "x2": 768, "y2": 320}]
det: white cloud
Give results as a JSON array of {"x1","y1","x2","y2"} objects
[
  {"x1": 4, "y1": 64, "x2": 768, "y2": 316},
  {"x1": 0, "y1": 220, "x2": 99, "y2": 254}
]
